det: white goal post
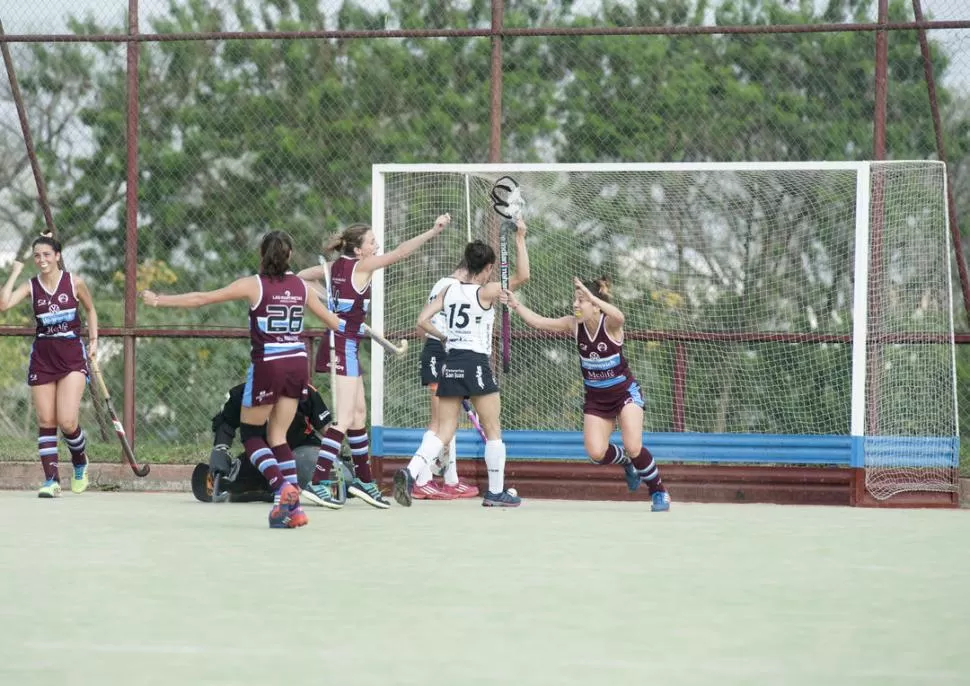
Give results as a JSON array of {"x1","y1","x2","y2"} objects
[{"x1": 370, "y1": 161, "x2": 959, "y2": 501}]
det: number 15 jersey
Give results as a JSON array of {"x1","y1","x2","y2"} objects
[
  {"x1": 442, "y1": 283, "x2": 494, "y2": 356},
  {"x1": 250, "y1": 273, "x2": 308, "y2": 362}
]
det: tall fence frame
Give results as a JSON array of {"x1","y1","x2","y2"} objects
[{"x1": 0, "y1": 0, "x2": 969, "y2": 474}]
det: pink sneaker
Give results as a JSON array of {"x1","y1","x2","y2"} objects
[
  {"x1": 412, "y1": 481, "x2": 458, "y2": 500},
  {"x1": 441, "y1": 480, "x2": 480, "y2": 499}
]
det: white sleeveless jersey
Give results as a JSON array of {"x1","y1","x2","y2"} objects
[
  {"x1": 427, "y1": 276, "x2": 459, "y2": 340},
  {"x1": 442, "y1": 283, "x2": 494, "y2": 355}
]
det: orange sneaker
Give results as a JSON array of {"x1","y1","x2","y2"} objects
[
  {"x1": 269, "y1": 483, "x2": 304, "y2": 528},
  {"x1": 289, "y1": 505, "x2": 309, "y2": 527}
]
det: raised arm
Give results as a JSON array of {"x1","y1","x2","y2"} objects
[
  {"x1": 0, "y1": 261, "x2": 30, "y2": 312},
  {"x1": 574, "y1": 277, "x2": 624, "y2": 332},
  {"x1": 508, "y1": 217, "x2": 530, "y2": 290},
  {"x1": 501, "y1": 289, "x2": 574, "y2": 334},
  {"x1": 356, "y1": 213, "x2": 451, "y2": 280},
  {"x1": 141, "y1": 276, "x2": 259, "y2": 309},
  {"x1": 74, "y1": 276, "x2": 99, "y2": 360},
  {"x1": 416, "y1": 290, "x2": 448, "y2": 342}
]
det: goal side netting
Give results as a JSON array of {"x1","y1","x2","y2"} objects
[{"x1": 371, "y1": 162, "x2": 958, "y2": 501}]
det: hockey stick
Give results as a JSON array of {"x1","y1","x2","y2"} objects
[
  {"x1": 461, "y1": 398, "x2": 487, "y2": 442},
  {"x1": 89, "y1": 356, "x2": 150, "y2": 477},
  {"x1": 319, "y1": 256, "x2": 338, "y2": 414},
  {"x1": 490, "y1": 176, "x2": 524, "y2": 373},
  {"x1": 362, "y1": 323, "x2": 408, "y2": 357}
]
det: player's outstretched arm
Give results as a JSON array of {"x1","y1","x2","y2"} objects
[
  {"x1": 508, "y1": 218, "x2": 530, "y2": 291},
  {"x1": 416, "y1": 290, "x2": 448, "y2": 342},
  {"x1": 296, "y1": 263, "x2": 327, "y2": 282},
  {"x1": 303, "y1": 284, "x2": 344, "y2": 331},
  {"x1": 358, "y1": 213, "x2": 451, "y2": 278},
  {"x1": 501, "y1": 289, "x2": 573, "y2": 334},
  {"x1": 0, "y1": 261, "x2": 30, "y2": 312},
  {"x1": 141, "y1": 276, "x2": 258, "y2": 309}
]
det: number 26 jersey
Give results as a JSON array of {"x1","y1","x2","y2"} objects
[
  {"x1": 249, "y1": 273, "x2": 308, "y2": 363},
  {"x1": 442, "y1": 283, "x2": 494, "y2": 356}
]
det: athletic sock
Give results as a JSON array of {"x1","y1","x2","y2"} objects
[
  {"x1": 244, "y1": 433, "x2": 283, "y2": 492},
  {"x1": 38, "y1": 427, "x2": 58, "y2": 482},
  {"x1": 632, "y1": 446, "x2": 664, "y2": 494},
  {"x1": 346, "y1": 428, "x2": 373, "y2": 482},
  {"x1": 62, "y1": 427, "x2": 88, "y2": 467},
  {"x1": 312, "y1": 427, "x2": 344, "y2": 484},
  {"x1": 484, "y1": 439, "x2": 506, "y2": 494},
  {"x1": 273, "y1": 444, "x2": 298, "y2": 487},
  {"x1": 605, "y1": 443, "x2": 630, "y2": 465},
  {"x1": 442, "y1": 434, "x2": 459, "y2": 486},
  {"x1": 408, "y1": 431, "x2": 443, "y2": 481}
]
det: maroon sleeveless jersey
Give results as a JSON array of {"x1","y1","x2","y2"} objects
[
  {"x1": 329, "y1": 256, "x2": 371, "y2": 337},
  {"x1": 31, "y1": 272, "x2": 82, "y2": 339},
  {"x1": 576, "y1": 314, "x2": 634, "y2": 396},
  {"x1": 249, "y1": 274, "x2": 308, "y2": 362}
]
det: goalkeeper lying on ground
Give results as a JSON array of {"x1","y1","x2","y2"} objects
[{"x1": 192, "y1": 383, "x2": 352, "y2": 502}]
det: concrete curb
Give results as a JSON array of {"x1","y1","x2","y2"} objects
[
  {"x1": 0, "y1": 462, "x2": 194, "y2": 492},
  {"x1": 1, "y1": 463, "x2": 968, "y2": 507}
]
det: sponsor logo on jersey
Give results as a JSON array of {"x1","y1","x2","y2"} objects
[
  {"x1": 597, "y1": 342, "x2": 608, "y2": 352},
  {"x1": 58, "y1": 293, "x2": 69, "y2": 304}
]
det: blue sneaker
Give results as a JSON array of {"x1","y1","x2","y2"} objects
[
  {"x1": 38, "y1": 478, "x2": 62, "y2": 498},
  {"x1": 348, "y1": 479, "x2": 390, "y2": 510},
  {"x1": 623, "y1": 463, "x2": 641, "y2": 492},
  {"x1": 392, "y1": 468, "x2": 414, "y2": 507},
  {"x1": 482, "y1": 489, "x2": 521, "y2": 508},
  {"x1": 301, "y1": 480, "x2": 344, "y2": 510},
  {"x1": 71, "y1": 460, "x2": 89, "y2": 494},
  {"x1": 651, "y1": 490, "x2": 671, "y2": 512}
]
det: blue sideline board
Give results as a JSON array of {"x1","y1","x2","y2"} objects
[{"x1": 373, "y1": 428, "x2": 960, "y2": 469}]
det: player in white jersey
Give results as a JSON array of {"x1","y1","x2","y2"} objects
[
  {"x1": 394, "y1": 220, "x2": 530, "y2": 508},
  {"x1": 414, "y1": 265, "x2": 481, "y2": 500}
]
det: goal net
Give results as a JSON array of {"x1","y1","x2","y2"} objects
[{"x1": 371, "y1": 162, "x2": 958, "y2": 501}]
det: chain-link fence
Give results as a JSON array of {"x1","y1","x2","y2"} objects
[{"x1": 1, "y1": 0, "x2": 969, "y2": 473}]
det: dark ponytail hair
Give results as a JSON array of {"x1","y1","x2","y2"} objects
[
  {"x1": 586, "y1": 276, "x2": 613, "y2": 303},
  {"x1": 324, "y1": 224, "x2": 371, "y2": 257},
  {"x1": 32, "y1": 232, "x2": 62, "y2": 254},
  {"x1": 463, "y1": 240, "x2": 495, "y2": 275},
  {"x1": 260, "y1": 231, "x2": 293, "y2": 279}
]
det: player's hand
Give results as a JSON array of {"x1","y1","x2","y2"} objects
[
  {"x1": 573, "y1": 277, "x2": 593, "y2": 302},
  {"x1": 500, "y1": 289, "x2": 519, "y2": 310},
  {"x1": 433, "y1": 213, "x2": 452, "y2": 233},
  {"x1": 515, "y1": 217, "x2": 527, "y2": 237},
  {"x1": 87, "y1": 338, "x2": 98, "y2": 361},
  {"x1": 11, "y1": 259, "x2": 24, "y2": 273},
  {"x1": 140, "y1": 289, "x2": 159, "y2": 307}
]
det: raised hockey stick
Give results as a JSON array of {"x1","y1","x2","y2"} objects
[
  {"x1": 89, "y1": 356, "x2": 150, "y2": 477},
  {"x1": 490, "y1": 176, "x2": 524, "y2": 373}
]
